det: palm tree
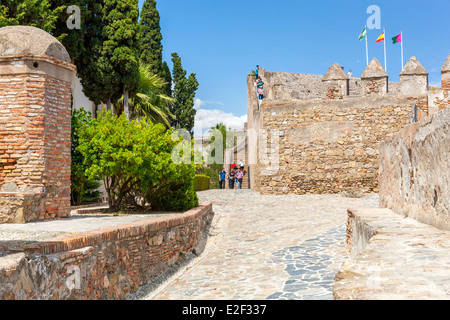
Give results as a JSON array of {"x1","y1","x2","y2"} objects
[{"x1": 115, "y1": 63, "x2": 174, "y2": 126}]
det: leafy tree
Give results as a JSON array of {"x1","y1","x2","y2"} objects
[
  {"x1": 115, "y1": 63, "x2": 174, "y2": 126},
  {"x1": 170, "y1": 52, "x2": 199, "y2": 135},
  {"x1": 78, "y1": 111, "x2": 198, "y2": 211},
  {"x1": 0, "y1": 0, "x2": 64, "y2": 33},
  {"x1": 101, "y1": 0, "x2": 141, "y2": 117},
  {"x1": 71, "y1": 107, "x2": 101, "y2": 205},
  {"x1": 199, "y1": 123, "x2": 237, "y2": 189}
]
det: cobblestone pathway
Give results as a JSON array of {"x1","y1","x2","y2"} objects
[{"x1": 138, "y1": 190, "x2": 379, "y2": 300}]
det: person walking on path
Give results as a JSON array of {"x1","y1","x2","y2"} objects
[
  {"x1": 255, "y1": 65, "x2": 259, "y2": 81},
  {"x1": 258, "y1": 86, "x2": 265, "y2": 101},
  {"x1": 236, "y1": 168, "x2": 244, "y2": 189},
  {"x1": 228, "y1": 169, "x2": 236, "y2": 189},
  {"x1": 257, "y1": 77, "x2": 264, "y2": 88},
  {"x1": 219, "y1": 168, "x2": 227, "y2": 189}
]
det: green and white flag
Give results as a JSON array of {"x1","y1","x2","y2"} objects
[
  {"x1": 358, "y1": 26, "x2": 367, "y2": 41},
  {"x1": 359, "y1": 26, "x2": 369, "y2": 66}
]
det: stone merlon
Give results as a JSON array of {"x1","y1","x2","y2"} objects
[
  {"x1": 441, "y1": 54, "x2": 450, "y2": 74},
  {"x1": 323, "y1": 63, "x2": 348, "y2": 80},
  {"x1": 361, "y1": 58, "x2": 388, "y2": 79},
  {"x1": 400, "y1": 56, "x2": 428, "y2": 76}
]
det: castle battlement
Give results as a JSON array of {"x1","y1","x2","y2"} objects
[{"x1": 246, "y1": 54, "x2": 450, "y2": 195}]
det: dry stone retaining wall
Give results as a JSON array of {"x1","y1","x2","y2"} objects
[{"x1": 0, "y1": 203, "x2": 213, "y2": 300}]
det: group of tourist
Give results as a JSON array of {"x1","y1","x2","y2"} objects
[
  {"x1": 219, "y1": 161, "x2": 245, "y2": 190},
  {"x1": 255, "y1": 65, "x2": 265, "y2": 101}
]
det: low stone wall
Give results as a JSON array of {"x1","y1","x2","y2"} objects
[
  {"x1": 255, "y1": 95, "x2": 415, "y2": 195},
  {"x1": 334, "y1": 207, "x2": 450, "y2": 300},
  {"x1": 378, "y1": 107, "x2": 450, "y2": 231},
  {"x1": 0, "y1": 192, "x2": 44, "y2": 224},
  {"x1": 0, "y1": 203, "x2": 213, "y2": 300}
]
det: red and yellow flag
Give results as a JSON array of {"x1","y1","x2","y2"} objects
[{"x1": 375, "y1": 31, "x2": 385, "y2": 43}]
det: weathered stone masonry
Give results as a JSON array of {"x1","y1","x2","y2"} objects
[
  {"x1": 0, "y1": 203, "x2": 214, "y2": 300},
  {"x1": 248, "y1": 55, "x2": 447, "y2": 195},
  {"x1": 257, "y1": 96, "x2": 412, "y2": 195},
  {"x1": 0, "y1": 26, "x2": 75, "y2": 223}
]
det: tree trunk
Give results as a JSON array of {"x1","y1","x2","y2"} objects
[{"x1": 123, "y1": 89, "x2": 130, "y2": 120}]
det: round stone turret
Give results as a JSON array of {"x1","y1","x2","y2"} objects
[{"x1": 0, "y1": 26, "x2": 75, "y2": 223}]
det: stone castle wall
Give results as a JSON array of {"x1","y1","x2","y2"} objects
[
  {"x1": 248, "y1": 55, "x2": 448, "y2": 195},
  {"x1": 378, "y1": 108, "x2": 450, "y2": 231},
  {"x1": 256, "y1": 96, "x2": 414, "y2": 195}
]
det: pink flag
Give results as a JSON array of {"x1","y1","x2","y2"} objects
[{"x1": 392, "y1": 33, "x2": 402, "y2": 44}]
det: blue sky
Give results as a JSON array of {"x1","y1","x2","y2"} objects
[{"x1": 138, "y1": 0, "x2": 450, "y2": 136}]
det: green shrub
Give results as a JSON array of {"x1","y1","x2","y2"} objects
[
  {"x1": 194, "y1": 174, "x2": 210, "y2": 191},
  {"x1": 78, "y1": 110, "x2": 198, "y2": 212},
  {"x1": 71, "y1": 107, "x2": 102, "y2": 205}
]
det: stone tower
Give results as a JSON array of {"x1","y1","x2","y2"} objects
[
  {"x1": 400, "y1": 56, "x2": 428, "y2": 95},
  {"x1": 322, "y1": 63, "x2": 349, "y2": 99},
  {"x1": 399, "y1": 56, "x2": 429, "y2": 120},
  {"x1": 0, "y1": 26, "x2": 76, "y2": 223},
  {"x1": 361, "y1": 58, "x2": 388, "y2": 95}
]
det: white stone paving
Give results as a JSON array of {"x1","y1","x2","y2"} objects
[{"x1": 140, "y1": 189, "x2": 379, "y2": 300}]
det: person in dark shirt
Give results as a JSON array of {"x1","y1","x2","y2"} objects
[
  {"x1": 228, "y1": 169, "x2": 236, "y2": 189},
  {"x1": 219, "y1": 168, "x2": 227, "y2": 189}
]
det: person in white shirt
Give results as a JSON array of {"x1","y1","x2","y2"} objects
[{"x1": 348, "y1": 70, "x2": 353, "y2": 78}]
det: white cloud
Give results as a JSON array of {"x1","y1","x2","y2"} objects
[
  {"x1": 193, "y1": 99, "x2": 247, "y2": 137},
  {"x1": 194, "y1": 98, "x2": 224, "y2": 110}
]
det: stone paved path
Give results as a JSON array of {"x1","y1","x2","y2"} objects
[{"x1": 139, "y1": 189, "x2": 379, "y2": 300}]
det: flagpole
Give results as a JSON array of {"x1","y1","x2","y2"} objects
[
  {"x1": 365, "y1": 27, "x2": 369, "y2": 66},
  {"x1": 401, "y1": 31, "x2": 404, "y2": 69},
  {"x1": 384, "y1": 28, "x2": 387, "y2": 72}
]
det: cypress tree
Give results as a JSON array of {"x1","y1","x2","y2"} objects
[
  {"x1": 170, "y1": 52, "x2": 199, "y2": 135},
  {"x1": 139, "y1": 0, "x2": 172, "y2": 97},
  {"x1": 139, "y1": 0, "x2": 163, "y2": 75},
  {"x1": 101, "y1": 0, "x2": 141, "y2": 118}
]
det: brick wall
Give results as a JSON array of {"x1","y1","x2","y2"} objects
[
  {"x1": 0, "y1": 203, "x2": 214, "y2": 300},
  {"x1": 0, "y1": 56, "x2": 74, "y2": 223},
  {"x1": 254, "y1": 96, "x2": 414, "y2": 195}
]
